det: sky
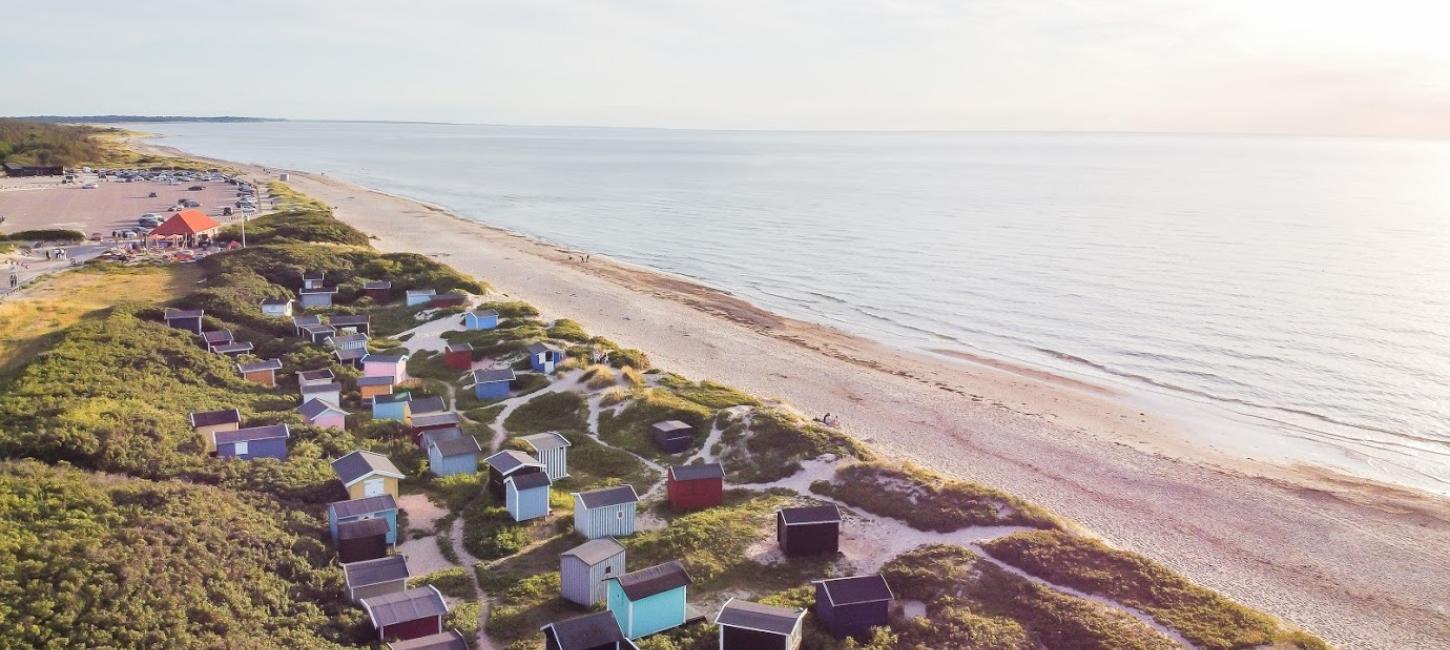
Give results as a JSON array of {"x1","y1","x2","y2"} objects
[{"x1": 2, "y1": 0, "x2": 1448, "y2": 137}]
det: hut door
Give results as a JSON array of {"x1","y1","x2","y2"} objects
[{"x1": 364, "y1": 478, "x2": 385, "y2": 497}]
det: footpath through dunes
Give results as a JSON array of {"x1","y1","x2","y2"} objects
[{"x1": 279, "y1": 169, "x2": 1450, "y2": 649}]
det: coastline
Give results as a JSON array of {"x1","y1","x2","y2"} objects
[{"x1": 140, "y1": 141, "x2": 1450, "y2": 648}]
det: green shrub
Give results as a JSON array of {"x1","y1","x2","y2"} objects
[
  {"x1": 411, "y1": 567, "x2": 476, "y2": 600},
  {"x1": 716, "y1": 409, "x2": 869, "y2": 483},
  {"x1": 811, "y1": 461, "x2": 1061, "y2": 530},
  {"x1": 547, "y1": 318, "x2": 590, "y2": 342},
  {"x1": 483, "y1": 300, "x2": 539, "y2": 319},
  {"x1": 609, "y1": 348, "x2": 650, "y2": 370},
  {"x1": 4, "y1": 228, "x2": 86, "y2": 242},
  {"x1": 504, "y1": 391, "x2": 587, "y2": 434},
  {"x1": 657, "y1": 374, "x2": 758, "y2": 409},
  {"x1": 624, "y1": 492, "x2": 791, "y2": 588},
  {"x1": 598, "y1": 388, "x2": 713, "y2": 460}
]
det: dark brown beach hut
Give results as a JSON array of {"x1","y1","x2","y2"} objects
[{"x1": 777, "y1": 504, "x2": 841, "y2": 557}]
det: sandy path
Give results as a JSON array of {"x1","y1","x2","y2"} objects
[{"x1": 159, "y1": 153, "x2": 1450, "y2": 648}]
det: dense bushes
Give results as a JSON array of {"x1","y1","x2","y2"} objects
[
  {"x1": 503, "y1": 391, "x2": 587, "y2": 434},
  {"x1": 716, "y1": 408, "x2": 870, "y2": 483},
  {"x1": 3, "y1": 228, "x2": 86, "y2": 242},
  {"x1": 215, "y1": 208, "x2": 371, "y2": 247},
  {"x1": 0, "y1": 119, "x2": 108, "y2": 166},
  {"x1": 811, "y1": 461, "x2": 1062, "y2": 530}
]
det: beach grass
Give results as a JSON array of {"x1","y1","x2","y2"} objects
[
  {"x1": 810, "y1": 460, "x2": 1063, "y2": 531},
  {"x1": 598, "y1": 388, "x2": 714, "y2": 461},
  {"x1": 410, "y1": 566, "x2": 477, "y2": 600},
  {"x1": 716, "y1": 408, "x2": 870, "y2": 483},
  {"x1": 502, "y1": 391, "x2": 587, "y2": 434}
]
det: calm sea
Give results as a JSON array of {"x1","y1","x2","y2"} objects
[{"x1": 135, "y1": 121, "x2": 1450, "y2": 494}]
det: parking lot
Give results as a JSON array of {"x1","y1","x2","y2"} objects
[{"x1": 0, "y1": 173, "x2": 249, "y2": 238}]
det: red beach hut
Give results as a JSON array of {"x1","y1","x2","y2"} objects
[
  {"x1": 667, "y1": 462, "x2": 724, "y2": 510},
  {"x1": 443, "y1": 342, "x2": 473, "y2": 371}
]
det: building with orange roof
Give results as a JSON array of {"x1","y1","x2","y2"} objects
[{"x1": 148, "y1": 209, "x2": 222, "y2": 247}]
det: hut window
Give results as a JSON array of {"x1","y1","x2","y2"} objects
[{"x1": 616, "y1": 510, "x2": 624, "y2": 519}]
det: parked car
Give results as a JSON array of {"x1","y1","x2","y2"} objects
[
  {"x1": 222, "y1": 207, "x2": 233, "y2": 216},
  {"x1": 81, "y1": 183, "x2": 97, "y2": 189},
  {"x1": 188, "y1": 185, "x2": 204, "y2": 191},
  {"x1": 148, "y1": 191, "x2": 158, "y2": 198}
]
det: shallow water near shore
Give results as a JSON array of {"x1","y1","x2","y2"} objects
[{"x1": 134, "y1": 121, "x2": 1450, "y2": 495}]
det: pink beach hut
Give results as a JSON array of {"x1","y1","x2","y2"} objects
[{"x1": 362, "y1": 352, "x2": 410, "y2": 385}]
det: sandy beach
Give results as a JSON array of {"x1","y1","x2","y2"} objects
[{"x1": 150, "y1": 144, "x2": 1449, "y2": 648}]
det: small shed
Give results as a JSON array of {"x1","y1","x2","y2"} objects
[
  {"x1": 407, "y1": 396, "x2": 447, "y2": 416},
  {"x1": 163, "y1": 308, "x2": 204, "y2": 334},
  {"x1": 573, "y1": 485, "x2": 639, "y2": 539},
  {"x1": 560, "y1": 537, "x2": 627, "y2": 607},
  {"x1": 361, "y1": 586, "x2": 449, "y2": 642},
  {"x1": 212, "y1": 341, "x2": 254, "y2": 356},
  {"x1": 464, "y1": 309, "x2": 499, "y2": 331},
  {"x1": 471, "y1": 368, "x2": 515, "y2": 400},
  {"x1": 261, "y1": 297, "x2": 294, "y2": 318},
  {"x1": 364, "y1": 352, "x2": 410, "y2": 384},
  {"x1": 777, "y1": 505, "x2": 842, "y2": 557},
  {"x1": 301, "y1": 381, "x2": 343, "y2": 407},
  {"x1": 813, "y1": 575, "x2": 894, "y2": 640},
  {"x1": 302, "y1": 271, "x2": 326, "y2": 290},
  {"x1": 526, "y1": 343, "x2": 562, "y2": 373},
  {"x1": 189, "y1": 407, "x2": 240, "y2": 455},
  {"x1": 343, "y1": 555, "x2": 410, "y2": 602},
  {"x1": 443, "y1": 342, "x2": 474, "y2": 370},
  {"x1": 215, "y1": 423, "x2": 289, "y2": 460},
  {"x1": 387, "y1": 630, "x2": 469, "y2": 650},
  {"x1": 302, "y1": 322, "x2": 338, "y2": 345},
  {"x1": 300, "y1": 398, "x2": 349, "y2": 430},
  {"x1": 329, "y1": 313, "x2": 371, "y2": 335},
  {"x1": 298, "y1": 368, "x2": 336, "y2": 388},
  {"x1": 606, "y1": 560, "x2": 692, "y2": 639},
  {"x1": 650, "y1": 420, "x2": 694, "y2": 454},
  {"x1": 506, "y1": 472, "x2": 553, "y2": 522},
  {"x1": 405, "y1": 289, "x2": 436, "y2": 307},
  {"x1": 299, "y1": 286, "x2": 339, "y2": 308},
  {"x1": 201, "y1": 329, "x2": 234, "y2": 352},
  {"x1": 520, "y1": 432, "x2": 571, "y2": 481},
  {"x1": 715, "y1": 598, "x2": 806, "y2": 650},
  {"x1": 337, "y1": 517, "x2": 390, "y2": 563},
  {"x1": 358, "y1": 375, "x2": 395, "y2": 400},
  {"x1": 332, "y1": 450, "x2": 405, "y2": 500},
  {"x1": 484, "y1": 450, "x2": 546, "y2": 500},
  {"x1": 365, "y1": 280, "x2": 393, "y2": 303},
  {"x1": 237, "y1": 358, "x2": 283, "y2": 387},
  {"x1": 409, "y1": 412, "x2": 462, "y2": 447},
  {"x1": 666, "y1": 463, "x2": 724, "y2": 510},
  {"x1": 430, "y1": 292, "x2": 466, "y2": 308},
  {"x1": 293, "y1": 313, "x2": 322, "y2": 336},
  {"x1": 328, "y1": 494, "x2": 399, "y2": 545},
  {"x1": 336, "y1": 346, "x2": 367, "y2": 368},
  {"x1": 427, "y1": 430, "x2": 482, "y2": 477},
  {"x1": 328, "y1": 332, "x2": 370, "y2": 353},
  {"x1": 541, "y1": 611, "x2": 637, "y2": 650},
  {"x1": 372, "y1": 391, "x2": 413, "y2": 421}
]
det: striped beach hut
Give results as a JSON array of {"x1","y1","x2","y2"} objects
[
  {"x1": 163, "y1": 308, "x2": 204, "y2": 334},
  {"x1": 343, "y1": 555, "x2": 410, "y2": 602},
  {"x1": 560, "y1": 537, "x2": 627, "y2": 606},
  {"x1": 715, "y1": 598, "x2": 807, "y2": 650},
  {"x1": 520, "y1": 432, "x2": 571, "y2": 481},
  {"x1": 572, "y1": 485, "x2": 638, "y2": 539}
]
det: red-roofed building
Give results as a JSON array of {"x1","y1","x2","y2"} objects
[{"x1": 149, "y1": 209, "x2": 222, "y2": 247}]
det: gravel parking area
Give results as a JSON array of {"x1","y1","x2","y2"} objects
[{"x1": 0, "y1": 174, "x2": 248, "y2": 237}]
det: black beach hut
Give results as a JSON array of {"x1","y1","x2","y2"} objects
[{"x1": 776, "y1": 505, "x2": 841, "y2": 556}]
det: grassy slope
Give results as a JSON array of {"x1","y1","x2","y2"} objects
[{"x1": 810, "y1": 460, "x2": 1063, "y2": 530}]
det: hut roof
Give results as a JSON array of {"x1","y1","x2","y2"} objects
[
  {"x1": 299, "y1": 368, "x2": 336, "y2": 382},
  {"x1": 506, "y1": 471, "x2": 551, "y2": 490},
  {"x1": 149, "y1": 209, "x2": 219, "y2": 236},
  {"x1": 302, "y1": 271, "x2": 325, "y2": 281},
  {"x1": 237, "y1": 358, "x2": 283, "y2": 373},
  {"x1": 299, "y1": 398, "x2": 348, "y2": 420},
  {"x1": 364, "y1": 280, "x2": 392, "y2": 290},
  {"x1": 261, "y1": 297, "x2": 291, "y2": 306},
  {"x1": 433, "y1": 434, "x2": 482, "y2": 457},
  {"x1": 561, "y1": 537, "x2": 626, "y2": 566},
  {"x1": 301, "y1": 323, "x2": 336, "y2": 335},
  {"x1": 332, "y1": 450, "x2": 404, "y2": 485},
  {"x1": 406, "y1": 288, "x2": 436, "y2": 297},
  {"x1": 189, "y1": 408, "x2": 240, "y2": 428},
  {"x1": 386, "y1": 630, "x2": 468, "y2": 650},
  {"x1": 343, "y1": 555, "x2": 410, "y2": 588},
  {"x1": 301, "y1": 382, "x2": 343, "y2": 395},
  {"x1": 612, "y1": 560, "x2": 692, "y2": 601},
  {"x1": 293, "y1": 314, "x2": 322, "y2": 327},
  {"x1": 363, "y1": 352, "x2": 408, "y2": 364},
  {"x1": 652, "y1": 420, "x2": 692, "y2": 433},
  {"x1": 814, "y1": 575, "x2": 894, "y2": 606},
  {"x1": 337, "y1": 516, "x2": 390, "y2": 540},
  {"x1": 575, "y1": 485, "x2": 638, "y2": 509},
  {"x1": 201, "y1": 330, "x2": 233, "y2": 344},
  {"x1": 215, "y1": 423, "x2": 289, "y2": 444},
  {"x1": 484, "y1": 450, "x2": 543, "y2": 474},
  {"x1": 329, "y1": 314, "x2": 371, "y2": 327},
  {"x1": 779, "y1": 505, "x2": 842, "y2": 526},
  {"x1": 669, "y1": 462, "x2": 724, "y2": 482},
  {"x1": 469, "y1": 309, "x2": 499, "y2": 318},
  {"x1": 373, "y1": 391, "x2": 413, "y2": 405},
  {"x1": 525, "y1": 342, "x2": 556, "y2": 355},
  {"x1": 357, "y1": 375, "x2": 395, "y2": 387},
  {"x1": 211, "y1": 341, "x2": 254, "y2": 354},
  {"x1": 715, "y1": 598, "x2": 805, "y2": 636},
  {"x1": 164, "y1": 308, "x2": 204, "y2": 320},
  {"x1": 407, "y1": 396, "x2": 447, "y2": 415},
  {"x1": 299, "y1": 286, "x2": 339, "y2": 295},
  {"x1": 411, "y1": 412, "x2": 461, "y2": 429},
  {"x1": 445, "y1": 342, "x2": 473, "y2": 354},
  {"x1": 328, "y1": 494, "x2": 398, "y2": 519},
  {"x1": 540, "y1": 611, "x2": 628, "y2": 650},
  {"x1": 471, "y1": 368, "x2": 516, "y2": 384},
  {"x1": 520, "y1": 432, "x2": 571, "y2": 452},
  {"x1": 361, "y1": 586, "x2": 448, "y2": 628}
]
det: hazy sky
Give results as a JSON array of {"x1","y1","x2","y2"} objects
[{"x1": 3, "y1": 0, "x2": 1447, "y2": 136}]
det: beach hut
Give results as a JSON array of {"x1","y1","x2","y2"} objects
[
  {"x1": 163, "y1": 308, "x2": 204, "y2": 334},
  {"x1": 526, "y1": 343, "x2": 562, "y2": 373},
  {"x1": 505, "y1": 472, "x2": 552, "y2": 522},
  {"x1": 302, "y1": 322, "x2": 338, "y2": 345},
  {"x1": 650, "y1": 420, "x2": 694, "y2": 454},
  {"x1": 298, "y1": 368, "x2": 336, "y2": 388},
  {"x1": 777, "y1": 505, "x2": 842, "y2": 557},
  {"x1": 215, "y1": 423, "x2": 289, "y2": 460},
  {"x1": 372, "y1": 392, "x2": 412, "y2": 421},
  {"x1": 471, "y1": 368, "x2": 515, "y2": 400},
  {"x1": 260, "y1": 297, "x2": 294, "y2": 318},
  {"x1": 330, "y1": 313, "x2": 372, "y2": 335},
  {"x1": 387, "y1": 630, "x2": 469, "y2": 650},
  {"x1": 293, "y1": 314, "x2": 322, "y2": 336},
  {"x1": 201, "y1": 329, "x2": 234, "y2": 352},
  {"x1": 302, "y1": 271, "x2": 325, "y2": 290},
  {"x1": 715, "y1": 598, "x2": 807, "y2": 650},
  {"x1": 666, "y1": 462, "x2": 724, "y2": 510},
  {"x1": 426, "y1": 429, "x2": 482, "y2": 476},
  {"x1": 361, "y1": 586, "x2": 449, "y2": 642},
  {"x1": 299, "y1": 286, "x2": 339, "y2": 309},
  {"x1": 410, "y1": 412, "x2": 462, "y2": 447},
  {"x1": 328, "y1": 332, "x2": 370, "y2": 355},
  {"x1": 520, "y1": 432, "x2": 571, "y2": 481},
  {"x1": 237, "y1": 358, "x2": 283, "y2": 387},
  {"x1": 406, "y1": 289, "x2": 436, "y2": 307},
  {"x1": 606, "y1": 561, "x2": 693, "y2": 639},
  {"x1": 484, "y1": 450, "x2": 545, "y2": 500},
  {"x1": 573, "y1": 485, "x2": 638, "y2": 539},
  {"x1": 336, "y1": 346, "x2": 367, "y2": 368},
  {"x1": 364, "y1": 352, "x2": 410, "y2": 384},
  {"x1": 813, "y1": 575, "x2": 894, "y2": 641},
  {"x1": 541, "y1": 611, "x2": 637, "y2": 650},
  {"x1": 212, "y1": 341, "x2": 254, "y2": 356},
  {"x1": 343, "y1": 555, "x2": 410, "y2": 602},
  {"x1": 301, "y1": 381, "x2": 343, "y2": 407},
  {"x1": 328, "y1": 494, "x2": 399, "y2": 545},
  {"x1": 560, "y1": 537, "x2": 627, "y2": 607},
  {"x1": 464, "y1": 309, "x2": 499, "y2": 331},
  {"x1": 365, "y1": 280, "x2": 393, "y2": 303},
  {"x1": 444, "y1": 342, "x2": 474, "y2": 370},
  {"x1": 300, "y1": 398, "x2": 349, "y2": 430},
  {"x1": 430, "y1": 292, "x2": 466, "y2": 308},
  {"x1": 332, "y1": 450, "x2": 405, "y2": 499},
  {"x1": 359, "y1": 375, "x2": 395, "y2": 400},
  {"x1": 407, "y1": 396, "x2": 447, "y2": 416},
  {"x1": 336, "y1": 517, "x2": 391, "y2": 563},
  {"x1": 188, "y1": 407, "x2": 240, "y2": 455}
]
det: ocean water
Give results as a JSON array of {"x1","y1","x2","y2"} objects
[{"x1": 135, "y1": 121, "x2": 1450, "y2": 494}]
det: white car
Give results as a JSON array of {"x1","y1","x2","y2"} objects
[{"x1": 81, "y1": 183, "x2": 98, "y2": 189}]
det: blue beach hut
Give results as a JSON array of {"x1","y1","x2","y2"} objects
[
  {"x1": 606, "y1": 561, "x2": 693, "y2": 639},
  {"x1": 505, "y1": 472, "x2": 552, "y2": 522},
  {"x1": 471, "y1": 368, "x2": 515, "y2": 400},
  {"x1": 425, "y1": 428, "x2": 482, "y2": 477},
  {"x1": 371, "y1": 391, "x2": 412, "y2": 422},
  {"x1": 215, "y1": 424, "x2": 289, "y2": 460},
  {"x1": 327, "y1": 494, "x2": 400, "y2": 545},
  {"x1": 527, "y1": 343, "x2": 562, "y2": 373},
  {"x1": 464, "y1": 309, "x2": 499, "y2": 331}
]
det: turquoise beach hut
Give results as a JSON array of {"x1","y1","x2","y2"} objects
[
  {"x1": 606, "y1": 561, "x2": 693, "y2": 639},
  {"x1": 464, "y1": 309, "x2": 499, "y2": 331},
  {"x1": 371, "y1": 391, "x2": 412, "y2": 422},
  {"x1": 327, "y1": 494, "x2": 399, "y2": 545},
  {"x1": 505, "y1": 472, "x2": 552, "y2": 522}
]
